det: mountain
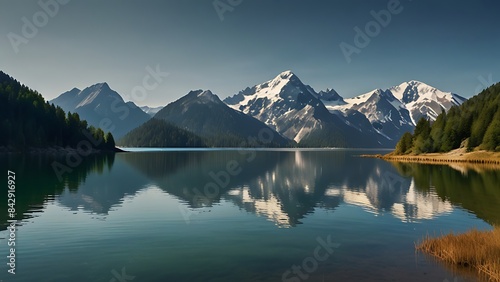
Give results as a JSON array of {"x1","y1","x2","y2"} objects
[
  {"x1": 140, "y1": 106, "x2": 163, "y2": 117},
  {"x1": 224, "y1": 71, "x2": 391, "y2": 147},
  {"x1": 0, "y1": 71, "x2": 115, "y2": 151},
  {"x1": 389, "y1": 80, "x2": 467, "y2": 123},
  {"x1": 50, "y1": 83, "x2": 151, "y2": 139},
  {"x1": 117, "y1": 118, "x2": 206, "y2": 147},
  {"x1": 325, "y1": 89, "x2": 415, "y2": 143},
  {"x1": 317, "y1": 88, "x2": 346, "y2": 107},
  {"x1": 154, "y1": 90, "x2": 291, "y2": 147}
]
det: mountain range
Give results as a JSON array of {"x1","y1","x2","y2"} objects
[
  {"x1": 322, "y1": 80, "x2": 465, "y2": 145},
  {"x1": 50, "y1": 71, "x2": 467, "y2": 148},
  {"x1": 224, "y1": 71, "x2": 466, "y2": 147},
  {"x1": 224, "y1": 71, "x2": 388, "y2": 147}
]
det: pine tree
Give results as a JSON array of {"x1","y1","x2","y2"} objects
[
  {"x1": 412, "y1": 118, "x2": 432, "y2": 154},
  {"x1": 105, "y1": 132, "x2": 116, "y2": 150},
  {"x1": 482, "y1": 111, "x2": 500, "y2": 151},
  {"x1": 395, "y1": 132, "x2": 413, "y2": 154},
  {"x1": 430, "y1": 110, "x2": 446, "y2": 152}
]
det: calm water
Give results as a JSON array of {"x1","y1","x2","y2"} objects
[{"x1": 1, "y1": 149, "x2": 499, "y2": 282}]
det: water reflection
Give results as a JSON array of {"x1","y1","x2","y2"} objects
[
  {"x1": 0, "y1": 153, "x2": 115, "y2": 230},
  {"x1": 391, "y1": 179, "x2": 453, "y2": 222},
  {"x1": 119, "y1": 150, "x2": 460, "y2": 227},
  {"x1": 392, "y1": 162, "x2": 500, "y2": 225},
  {"x1": 2, "y1": 150, "x2": 499, "y2": 230}
]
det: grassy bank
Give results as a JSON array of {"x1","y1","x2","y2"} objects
[
  {"x1": 416, "y1": 227, "x2": 500, "y2": 281},
  {"x1": 363, "y1": 148, "x2": 500, "y2": 168}
]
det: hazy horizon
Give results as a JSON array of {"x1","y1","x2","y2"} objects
[{"x1": 2, "y1": 0, "x2": 499, "y2": 107}]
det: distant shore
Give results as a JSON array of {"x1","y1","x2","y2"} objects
[
  {"x1": 0, "y1": 146, "x2": 123, "y2": 155},
  {"x1": 362, "y1": 148, "x2": 500, "y2": 166}
]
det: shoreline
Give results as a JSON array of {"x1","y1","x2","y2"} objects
[
  {"x1": 0, "y1": 146, "x2": 124, "y2": 155},
  {"x1": 362, "y1": 148, "x2": 500, "y2": 166}
]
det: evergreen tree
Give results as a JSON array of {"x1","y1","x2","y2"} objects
[
  {"x1": 412, "y1": 118, "x2": 432, "y2": 154},
  {"x1": 482, "y1": 111, "x2": 500, "y2": 151},
  {"x1": 118, "y1": 118, "x2": 206, "y2": 148},
  {"x1": 430, "y1": 110, "x2": 446, "y2": 152},
  {"x1": 105, "y1": 132, "x2": 116, "y2": 150},
  {"x1": 395, "y1": 132, "x2": 413, "y2": 154}
]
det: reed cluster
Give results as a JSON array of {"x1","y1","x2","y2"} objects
[{"x1": 416, "y1": 227, "x2": 500, "y2": 281}]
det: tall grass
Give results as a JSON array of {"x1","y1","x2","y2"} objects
[{"x1": 416, "y1": 227, "x2": 500, "y2": 281}]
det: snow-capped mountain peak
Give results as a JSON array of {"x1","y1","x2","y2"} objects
[
  {"x1": 390, "y1": 80, "x2": 446, "y2": 103},
  {"x1": 258, "y1": 70, "x2": 302, "y2": 99},
  {"x1": 224, "y1": 70, "x2": 332, "y2": 143},
  {"x1": 224, "y1": 70, "x2": 313, "y2": 112},
  {"x1": 278, "y1": 70, "x2": 295, "y2": 79},
  {"x1": 317, "y1": 88, "x2": 343, "y2": 101},
  {"x1": 388, "y1": 80, "x2": 466, "y2": 123},
  {"x1": 318, "y1": 88, "x2": 346, "y2": 109}
]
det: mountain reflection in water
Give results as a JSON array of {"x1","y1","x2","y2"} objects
[{"x1": 4, "y1": 150, "x2": 497, "y2": 231}]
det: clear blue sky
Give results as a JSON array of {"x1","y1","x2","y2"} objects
[{"x1": 1, "y1": 0, "x2": 499, "y2": 106}]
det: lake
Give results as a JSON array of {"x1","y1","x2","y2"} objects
[{"x1": 1, "y1": 149, "x2": 499, "y2": 282}]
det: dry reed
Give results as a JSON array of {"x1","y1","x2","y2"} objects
[{"x1": 416, "y1": 227, "x2": 500, "y2": 281}]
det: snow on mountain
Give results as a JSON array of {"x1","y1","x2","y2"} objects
[
  {"x1": 52, "y1": 72, "x2": 465, "y2": 148},
  {"x1": 225, "y1": 70, "x2": 316, "y2": 112},
  {"x1": 320, "y1": 80, "x2": 467, "y2": 143},
  {"x1": 347, "y1": 89, "x2": 412, "y2": 125},
  {"x1": 224, "y1": 71, "x2": 390, "y2": 147},
  {"x1": 317, "y1": 88, "x2": 346, "y2": 109},
  {"x1": 388, "y1": 80, "x2": 467, "y2": 124},
  {"x1": 328, "y1": 81, "x2": 466, "y2": 125},
  {"x1": 224, "y1": 70, "x2": 323, "y2": 143},
  {"x1": 347, "y1": 89, "x2": 414, "y2": 141}
]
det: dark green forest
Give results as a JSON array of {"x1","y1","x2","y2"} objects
[
  {"x1": 395, "y1": 82, "x2": 500, "y2": 154},
  {"x1": 117, "y1": 118, "x2": 206, "y2": 147},
  {"x1": 0, "y1": 71, "x2": 115, "y2": 151},
  {"x1": 118, "y1": 117, "x2": 293, "y2": 148}
]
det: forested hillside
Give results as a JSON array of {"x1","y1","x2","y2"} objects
[
  {"x1": 117, "y1": 118, "x2": 206, "y2": 147},
  {"x1": 0, "y1": 71, "x2": 115, "y2": 151},
  {"x1": 395, "y1": 83, "x2": 500, "y2": 154}
]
